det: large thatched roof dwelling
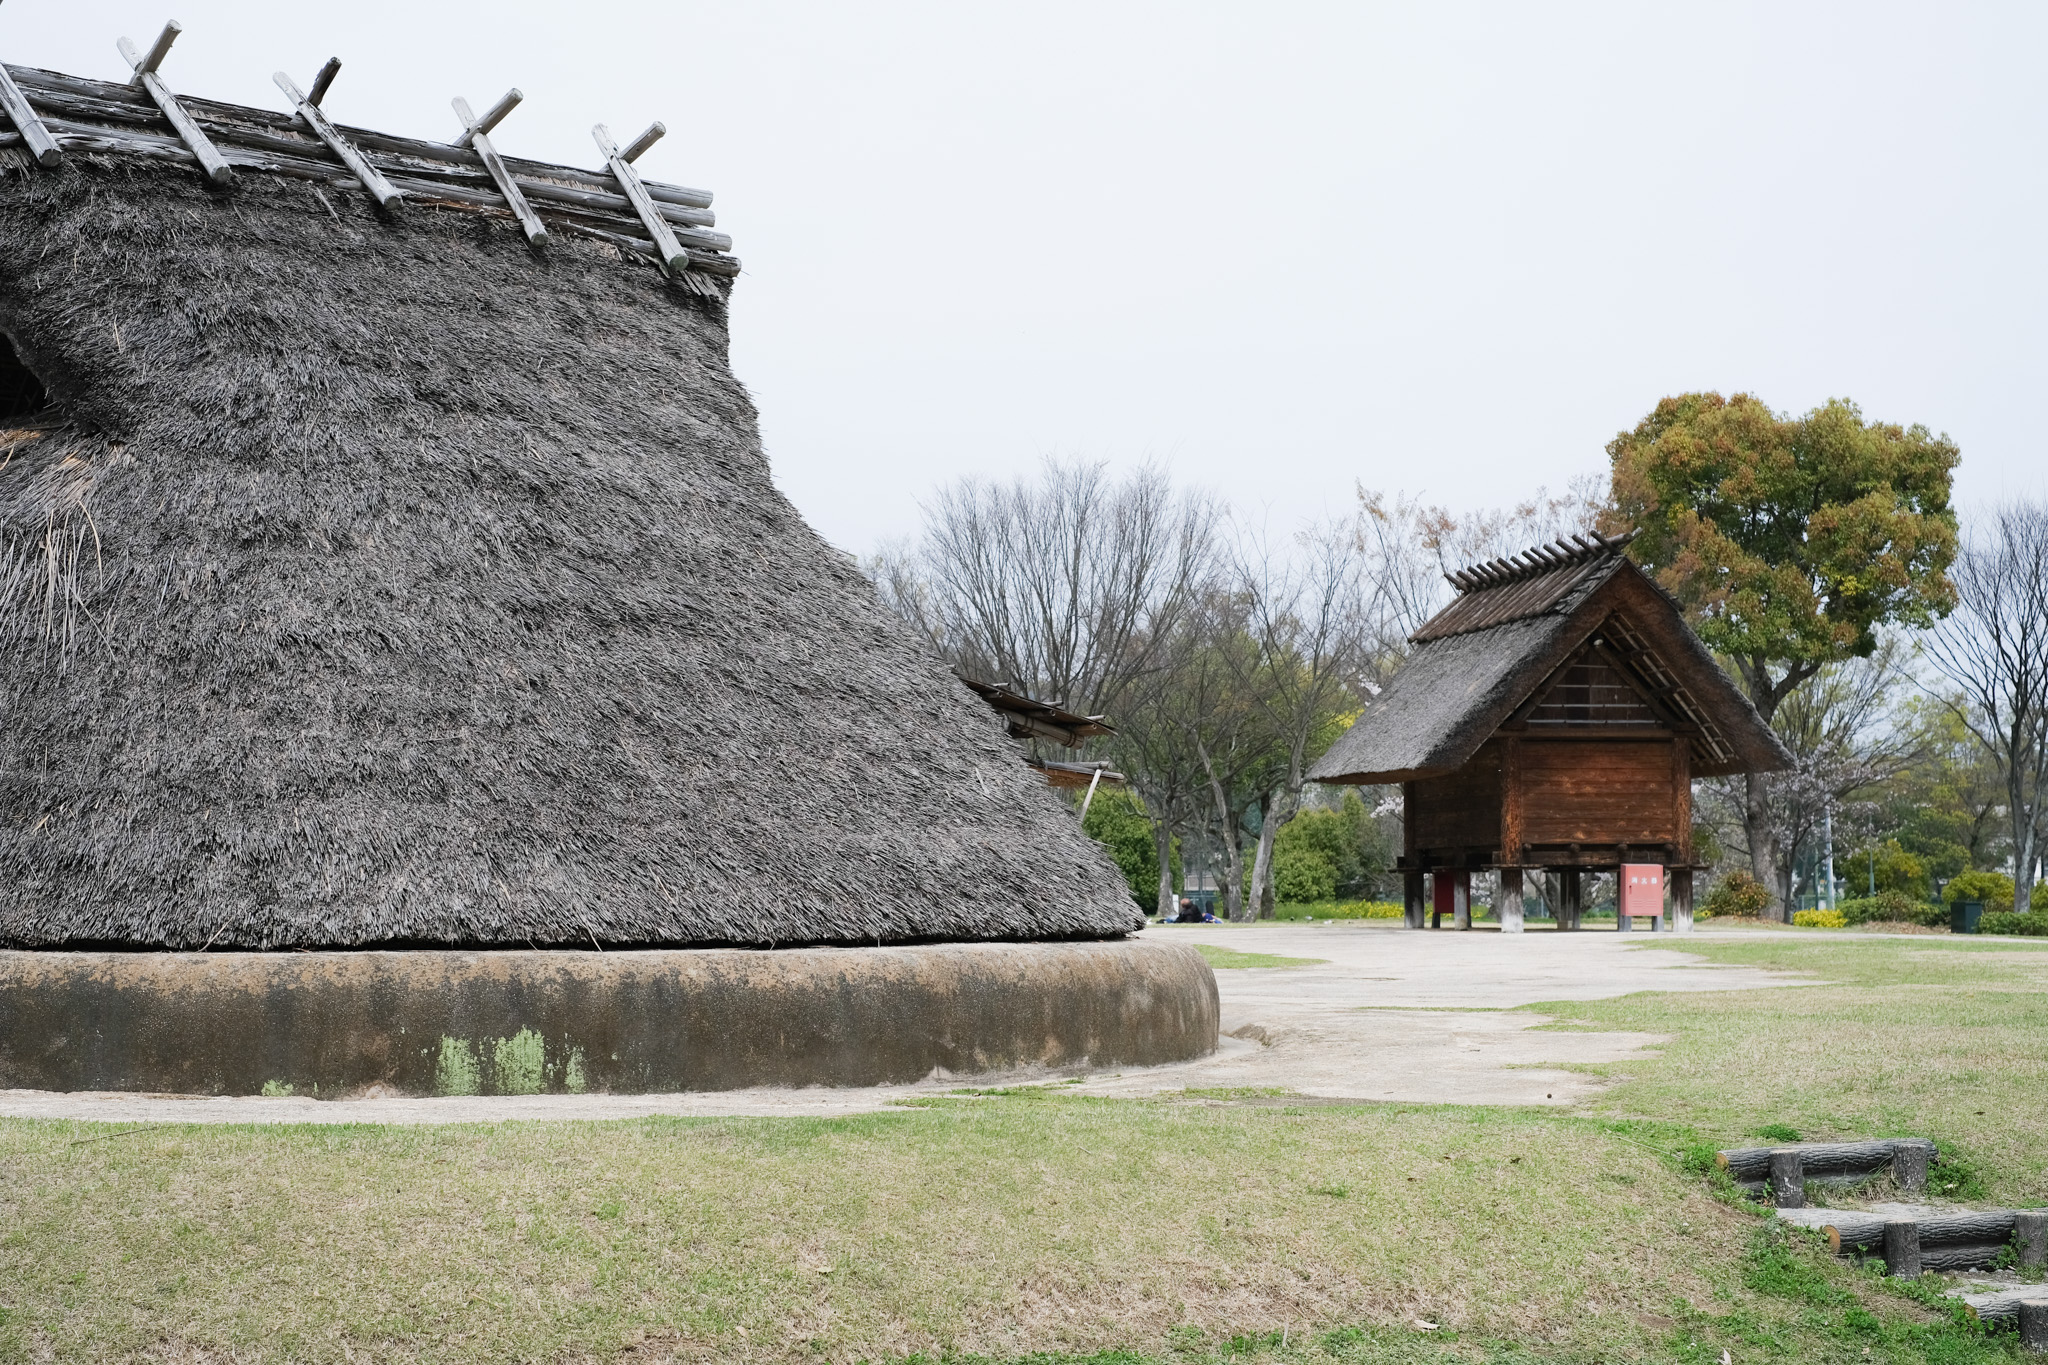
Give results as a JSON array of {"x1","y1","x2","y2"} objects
[{"x1": 0, "y1": 49, "x2": 1211, "y2": 1095}]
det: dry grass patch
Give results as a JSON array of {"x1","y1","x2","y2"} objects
[
  {"x1": 0, "y1": 1100, "x2": 1843, "y2": 1364},
  {"x1": 1552, "y1": 934, "x2": 2048, "y2": 1203}
]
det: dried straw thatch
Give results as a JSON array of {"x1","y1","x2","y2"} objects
[{"x1": 0, "y1": 154, "x2": 1139, "y2": 949}]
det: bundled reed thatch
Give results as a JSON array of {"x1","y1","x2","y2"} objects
[{"x1": 0, "y1": 154, "x2": 1139, "y2": 949}]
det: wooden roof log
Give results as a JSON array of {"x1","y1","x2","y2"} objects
[
  {"x1": 275, "y1": 62, "x2": 402, "y2": 209},
  {"x1": 453, "y1": 90, "x2": 546, "y2": 245},
  {"x1": 3, "y1": 63, "x2": 716, "y2": 212},
  {"x1": 593, "y1": 120, "x2": 687, "y2": 277},
  {"x1": 0, "y1": 63, "x2": 61, "y2": 166},
  {"x1": 118, "y1": 21, "x2": 232, "y2": 186},
  {"x1": 2, "y1": 60, "x2": 738, "y2": 276}
]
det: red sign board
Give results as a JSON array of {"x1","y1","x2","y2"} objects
[{"x1": 1620, "y1": 864, "x2": 1664, "y2": 919}]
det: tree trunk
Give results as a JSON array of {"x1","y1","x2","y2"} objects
[
  {"x1": 1218, "y1": 821, "x2": 1245, "y2": 921},
  {"x1": 1153, "y1": 819, "x2": 1177, "y2": 919},
  {"x1": 2010, "y1": 754, "x2": 2039, "y2": 914},
  {"x1": 1735, "y1": 653, "x2": 1818, "y2": 924},
  {"x1": 1743, "y1": 771, "x2": 1787, "y2": 920},
  {"x1": 1192, "y1": 734, "x2": 1245, "y2": 921},
  {"x1": 1247, "y1": 788, "x2": 1291, "y2": 921}
]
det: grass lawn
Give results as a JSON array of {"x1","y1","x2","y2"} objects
[
  {"x1": 1191, "y1": 943, "x2": 1330, "y2": 970},
  {"x1": 3, "y1": 934, "x2": 2045, "y2": 1364}
]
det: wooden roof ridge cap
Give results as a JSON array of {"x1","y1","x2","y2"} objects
[
  {"x1": 1, "y1": 59, "x2": 717, "y2": 211},
  {"x1": 1442, "y1": 527, "x2": 1639, "y2": 594},
  {"x1": 1409, "y1": 547, "x2": 1629, "y2": 644}
]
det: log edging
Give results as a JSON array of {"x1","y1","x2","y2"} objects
[{"x1": 1718, "y1": 1137, "x2": 1937, "y2": 1201}]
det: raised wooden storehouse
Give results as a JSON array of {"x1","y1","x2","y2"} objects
[{"x1": 1309, "y1": 532, "x2": 1790, "y2": 931}]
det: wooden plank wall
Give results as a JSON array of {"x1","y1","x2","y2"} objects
[
  {"x1": 1410, "y1": 740, "x2": 1504, "y2": 854},
  {"x1": 1520, "y1": 738, "x2": 1680, "y2": 847}
]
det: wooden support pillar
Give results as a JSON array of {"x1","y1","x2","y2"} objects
[
  {"x1": 1893, "y1": 1139, "x2": 1933, "y2": 1195},
  {"x1": 1453, "y1": 870, "x2": 1471, "y2": 931},
  {"x1": 1672, "y1": 866, "x2": 1695, "y2": 934},
  {"x1": 2019, "y1": 1299, "x2": 2048, "y2": 1353},
  {"x1": 1499, "y1": 867, "x2": 1525, "y2": 935},
  {"x1": 1559, "y1": 869, "x2": 1582, "y2": 931},
  {"x1": 1769, "y1": 1149, "x2": 1804, "y2": 1208},
  {"x1": 2016, "y1": 1210, "x2": 2047, "y2": 1269},
  {"x1": 1404, "y1": 868, "x2": 1426, "y2": 930},
  {"x1": 1883, "y1": 1218, "x2": 1921, "y2": 1279}
]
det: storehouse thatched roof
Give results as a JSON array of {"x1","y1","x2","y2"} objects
[
  {"x1": 0, "y1": 62, "x2": 1141, "y2": 949},
  {"x1": 1309, "y1": 533, "x2": 1791, "y2": 785}
]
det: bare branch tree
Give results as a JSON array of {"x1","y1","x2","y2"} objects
[
  {"x1": 1354, "y1": 478, "x2": 1607, "y2": 670},
  {"x1": 878, "y1": 459, "x2": 1218, "y2": 717},
  {"x1": 1925, "y1": 501, "x2": 2048, "y2": 911},
  {"x1": 1229, "y1": 520, "x2": 1368, "y2": 919}
]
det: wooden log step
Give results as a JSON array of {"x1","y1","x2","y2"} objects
[
  {"x1": 1811, "y1": 1208, "x2": 2035, "y2": 1271},
  {"x1": 1960, "y1": 1289, "x2": 2048, "y2": 1327},
  {"x1": 1719, "y1": 1138, "x2": 1936, "y2": 1192},
  {"x1": 1824, "y1": 1209, "x2": 2019, "y2": 1254}
]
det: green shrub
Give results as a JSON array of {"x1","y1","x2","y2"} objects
[
  {"x1": 1271, "y1": 792, "x2": 1390, "y2": 901},
  {"x1": 1839, "y1": 838, "x2": 1932, "y2": 901},
  {"x1": 1272, "y1": 900, "x2": 1404, "y2": 920},
  {"x1": 1942, "y1": 869, "x2": 2015, "y2": 911},
  {"x1": 1979, "y1": 911, "x2": 2048, "y2": 937},
  {"x1": 1082, "y1": 788, "x2": 1178, "y2": 911},
  {"x1": 1834, "y1": 890, "x2": 1944, "y2": 927},
  {"x1": 1702, "y1": 870, "x2": 1772, "y2": 919},
  {"x1": 1272, "y1": 848, "x2": 1337, "y2": 904},
  {"x1": 1791, "y1": 908, "x2": 1846, "y2": 928}
]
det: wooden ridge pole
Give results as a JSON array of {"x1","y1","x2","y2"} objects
[
  {"x1": 118, "y1": 22, "x2": 232, "y2": 185},
  {"x1": 593, "y1": 121, "x2": 688, "y2": 276},
  {"x1": 0, "y1": 63, "x2": 63, "y2": 166},
  {"x1": 453, "y1": 90, "x2": 546, "y2": 244},
  {"x1": 274, "y1": 61, "x2": 402, "y2": 209}
]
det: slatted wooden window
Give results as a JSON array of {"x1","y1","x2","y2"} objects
[{"x1": 1528, "y1": 658, "x2": 1662, "y2": 726}]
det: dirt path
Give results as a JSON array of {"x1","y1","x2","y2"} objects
[
  {"x1": 1078, "y1": 920, "x2": 1810, "y2": 1105},
  {"x1": 0, "y1": 922, "x2": 1810, "y2": 1124}
]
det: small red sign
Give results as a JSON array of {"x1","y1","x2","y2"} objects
[{"x1": 1621, "y1": 863, "x2": 1664, "y2": 919}]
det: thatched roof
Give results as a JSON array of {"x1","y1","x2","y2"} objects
[
  {"x1": 1310, "y1": 534, "x2": 1790, "y2": 785},
  {"x1": 0, "y1": 69, "x2": 1141, "y2": 949}
]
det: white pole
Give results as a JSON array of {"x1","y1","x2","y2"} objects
[
  {"x1": 1822, "y1": 799, "x2": 1838, "y2": 911},
  {"x1": 1078, "y1": 766, "x2": 1105, "y2": 822}
]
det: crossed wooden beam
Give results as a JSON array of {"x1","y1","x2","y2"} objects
[{"x1": 0, "y1": 17, "x2": 704, "y2": 278}]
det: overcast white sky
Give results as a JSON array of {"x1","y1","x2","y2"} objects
[{"x1": 6, "y1": 2, "x2": 2042, "y2": 554}]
